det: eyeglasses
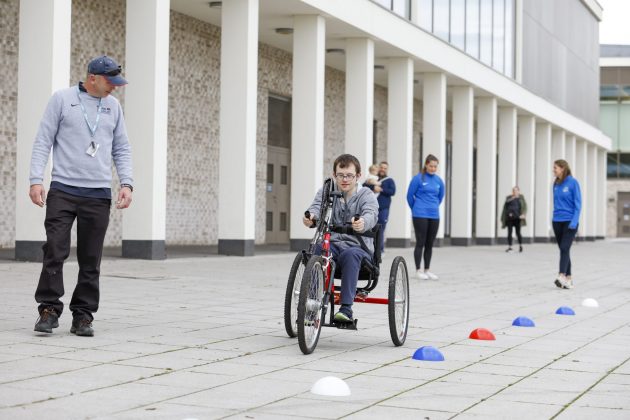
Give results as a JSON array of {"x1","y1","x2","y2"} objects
[{"x1": 335, "y1": 173, "x2": 356, "y2": 181}]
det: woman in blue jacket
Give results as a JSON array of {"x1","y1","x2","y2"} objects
[
  {"x1": 407, "y1": 154, "x2": 445, "y2": 280},
  {"x1": 552, "y1": 159, "x2": 582, "y2": 289}
]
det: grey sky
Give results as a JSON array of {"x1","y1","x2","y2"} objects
[{"x1": 598, "y1": 0, "x2": 630, "y2": 45}]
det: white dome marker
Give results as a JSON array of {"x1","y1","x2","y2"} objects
[
  {"x1": 310, "y1": 376, "x2": 351, "y2": 396},
  {"x1": 582, "y1": 298, "x2": 599, "y2": 308}
]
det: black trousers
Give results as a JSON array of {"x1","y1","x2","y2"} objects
[
  {"x1": 35, "y1": 189, "x2": 111, "y2": 320},
  {"x1": 552, "y1": 221, "x2": 577, "y2": 276},
  {"x1": 412, "y1": 217, "x2": 440, "y2": 270},
  {"x1": 506, "y1": 219, "x2": 522, "y2": 246}
]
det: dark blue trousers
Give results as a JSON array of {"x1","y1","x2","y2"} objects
[
  {"x1": 378, "y1": 207, "x2": 389, "y2": 252},
  {"x1": 316, "y1": 244, "x2": 371, "y2": 306},
  {"x1": 552, "y1": 221, "x2": 577, "y2": 276}
]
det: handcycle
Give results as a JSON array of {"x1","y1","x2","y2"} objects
[{"x1": 283, "y1": 178, "x2": 410, "y2": 354}]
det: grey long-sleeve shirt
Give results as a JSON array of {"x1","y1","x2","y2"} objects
[
  {"x1": 29, "y1": 83, "x2": 133, "y2": 189},
  {"x1": 307, "y1": 184, "x2": 379, "y2": 254}
]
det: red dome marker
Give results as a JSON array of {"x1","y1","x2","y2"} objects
[{"x1": 469, "y1": 328, "x2": 496, "y2": 340}]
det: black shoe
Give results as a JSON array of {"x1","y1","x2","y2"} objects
[
  {"x1": 70, "y1": 318, "x2": 94, "y2": 337},
  {"x1": 34, "y1": 308, "x2": 59, "y2": 333},
  {"x1": 505, "y1": 247, "x2": 513, "y2": 253},
  {"x1": 519, "y1": 245, "x2": 523, "y2": 253}
]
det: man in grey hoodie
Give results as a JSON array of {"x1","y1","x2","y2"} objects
[
  {"x1": 303, "y1": 154, "x2": 379, "y2": 323},
  {"x1": 29, "y1": 55, "x2": 134, "y2": 337}
]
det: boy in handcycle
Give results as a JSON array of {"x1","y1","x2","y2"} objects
[{"x1": 303, "y1": 154, "x2": 379, "y2": 324}]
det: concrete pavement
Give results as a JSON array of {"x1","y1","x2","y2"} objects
[{"x1": 1, "y1": 239, "x2": 629, "y2": 419}]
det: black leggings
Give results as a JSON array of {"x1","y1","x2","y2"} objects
[
  {"x1": 412, "y1": 217, "x2": 439, "y2": 270},
  {"x1": 506, "y1": 219, "x2": 522, "y2": 246}
]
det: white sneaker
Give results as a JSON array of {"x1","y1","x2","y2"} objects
[
  {"x1": 563, "y1": 278, "x2": 574, "y2": 289},
  {"x1": 416, "y1": 270, "x2": 429, "y2": 280},
  {"x1": 425, "y1": 271, "x2": 439, "y2": 280}
]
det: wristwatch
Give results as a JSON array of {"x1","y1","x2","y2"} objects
[{"x1": 120, "y1": 183, "x2": 134, "y2": 192}]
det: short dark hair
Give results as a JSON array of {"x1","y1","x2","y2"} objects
[
  {"x1": 333, "y1": 154, "x2": 361, "y2": 175},
  {"x1": 379, "y1": 161, "x2": 389, "y2": 166}
]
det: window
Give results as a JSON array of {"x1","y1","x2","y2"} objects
[
  {"x1": 281, "y1": 165, "x2": 288, "y2": 185},
  {"x1": 392, "y1": 0, "x2": 410, "y2": 18},
  {"x1": 504, "y1": 0, "x2": 515, "y2": 77},
  {"x1": 465, "y1": 0, "x2": 480, "y2": 58},
  {"x1": 419, "y1": 0, "x2": 433, "y2": 31},
  {"x1": 433, "y1": 0, "x2": 450, "y2": 41},
  {"x1": 268, "y1": 95, "x2": 291, "y2": 149},
  {"x1": 479, "y1": 0, "x2": 493, "y2": 66},
  {"x1": 267, "y1": 163, "x2": 274, "y2": 184},
  {"x1": 280, "y1": 212, "x2": 288, "y2": 231},
  {"x1": 450, "y1": 0, "x2": 466, "y2": 50},
  {"x1": 492, "y1": 0, "x2": 504, "y2": 72},
  {"x1": 621, "y1": 153, "x2": 630, "y2": 178},
  {"x1": 266, "y1": 211, "x2": 273, "y2": 231},
  {"x1": 608, "y1": 153, "x2": 619, "y2": 178}
]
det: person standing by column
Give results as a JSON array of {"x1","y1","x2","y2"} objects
[
  {"x1": 552, "y1": 159, "x2": 581, "y2": 289},
  {"x1": 407, "y1": 154, "x2": 444, "y2": 280},
  {"x1": 500, "y1": 186, "x2": 527, "y2": 253},
  {"x1": 369, "y1": 161, "x2": 395, "y2": 253},
  {"x1": 30, "y1": 55, "x2": 134, "y2": 336}
]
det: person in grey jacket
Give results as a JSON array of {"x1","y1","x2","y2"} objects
[
  {"x1": 303, "y1": 154, "x2": 379, "y2": 323},
  {"x1": 29, "y1": 55, "x2": 134, "y2": 337}
]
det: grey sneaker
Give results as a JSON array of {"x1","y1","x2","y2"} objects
[
  {"x1": 70, "y1": 318, "x2": 94, "y2": 337},
  {"x1": 34, "y1": 308, "x2": 59, "y2": 333}
]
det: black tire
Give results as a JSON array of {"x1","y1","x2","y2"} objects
[
  {"x1": 283, "y1": 252, "x2": 305, "y2": 338},
  {"x1": 388, "y1": 256, "x2": 409, "y2": 346},
  {"x1": 297, "y1": 255, "x2": 326, "y2": 354}
]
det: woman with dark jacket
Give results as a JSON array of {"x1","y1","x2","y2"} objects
[{"x1": 500, "y1": 186, "x2": 527, "y2": 253}]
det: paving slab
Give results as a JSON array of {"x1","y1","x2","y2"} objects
[{"x1": 0, "y1": 239, "x2": 629, "y2": 419}]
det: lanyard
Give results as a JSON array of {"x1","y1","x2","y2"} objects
[{"x1": 76, "y1": 86, "x2": 102, "y2": 138}]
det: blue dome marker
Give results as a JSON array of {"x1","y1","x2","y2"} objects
[
  {"x1": 555, "y1": 306, "x2": 575, "y2": 315},
  {"x1": 412, "y1": 346, "x2": 444, "y2": 361},
  {"x1": 512, "y1": 316, "x2": 535, "y2": 327}
]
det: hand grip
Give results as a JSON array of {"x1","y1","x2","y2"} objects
[
  {"x1": 305, "y1": 211, "x2": 311, "y2": 219},
  {"x1": 353, "y1": 214, "x2": 360, "y2": 222}
]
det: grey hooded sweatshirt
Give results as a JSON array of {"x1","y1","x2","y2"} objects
[{"x1": 307, "y1": 183, "x2": 379, "y2": 254}]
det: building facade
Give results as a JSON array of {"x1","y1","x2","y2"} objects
[
  {"x1": 600, "y1": 44, "x2": 630, "y2": 238},
  {"x1": 0, "y1": 0, "x2": 610, "y2": 259}
]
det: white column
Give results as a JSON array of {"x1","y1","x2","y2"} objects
[
  {"x1": 422, "y1": 73, "x2": 447, "y2": 239},
  {"x1": 517, "y1": 115, "x2": 536, "y2": 241},
  {"x1": 497, "y1": 107, "x2": 518, "y2": 236},
  {"x1": 534, "y1": 122, "x2": 552, "y2": 241},
  {"x1": 597, "y1": 148, "x2": 606, "y2": 238},
  {"x1": 551, "y1": 129, "x2": 566, "y2": 161},
  {"x1": 122, "y1": 0, "x2": 169, "y2": 259},
  {"x1": 565, "y1": 135, "x2": 576, "y2": 168},
  {"x1": 290, "y1": 15, "x2": 326, "y2": 251},
  {"x1": 575, "y1": 139, "x2": 588, "y2": 239},
  {"x1": 410, "y1": 0, "x2": 421, "y2": 26},
  {"x1": 345, "y1": 38, "x2": 374, "y2": 167},
  {"x1": 15, "y1": 0, "x2": 71, "y2": 261},
  {"x1": 386, "y1": 57, "x2": 413, "y2": 247},
  {"x1": 587, "y1": 145, "x2": 598, "y2": 240},
  {"x1": 475, "y1": 97, "x2": 497, "y2": 244},
  {"x1": 451, "y1": 86, "x2": 474, "y2": 245},
  {"x1": 218, "y1": 0, "x2": 258, "y2": 256}
]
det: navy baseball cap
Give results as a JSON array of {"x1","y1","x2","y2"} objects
[{"x1": 87, "y1": 55, "x2": 128, "y2": 86}]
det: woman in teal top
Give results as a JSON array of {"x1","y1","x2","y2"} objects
[{"x1": 552, "y1": 159, "x2": 582, "y2": 289}]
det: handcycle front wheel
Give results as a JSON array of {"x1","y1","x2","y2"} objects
[
  {"x1": 388, "y1": 256, "x2": 409, "y2": 346},
  {"x1": 283, "y1": 252, "x2": 306, "y2": 338},
  {"x1": 297, "y1": 255, "x2": 326, "y2": 354}
]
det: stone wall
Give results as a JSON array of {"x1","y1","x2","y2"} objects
[
  {"x1": 0, "y1": 0, "x2": 19, "y2": 248},
  {"x1": 0, "y1": 3, "x2": 425, "y2": 248}
]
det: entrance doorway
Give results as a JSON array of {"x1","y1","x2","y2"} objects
[
  {"x1": 617, "y1": 192, "x2": 630, "y2": 237},
  {"x1": 266, "y1": 94, "x2": 291, "y2": 244}
]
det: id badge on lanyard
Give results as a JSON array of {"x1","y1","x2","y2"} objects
[{"x1": 77, "y1": 87, "x2": 102, "y2": 157}]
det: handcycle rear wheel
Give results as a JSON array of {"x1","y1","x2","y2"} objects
[
  {"x1": 388, "y1": 256, "x2": 409, "y2": 346},
  {"x1": 297, "y1": 255, "x2": 326, "y2": 354},
  {"x1": 283, "y1": 252, "x2": 306, "y2": 338}
]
